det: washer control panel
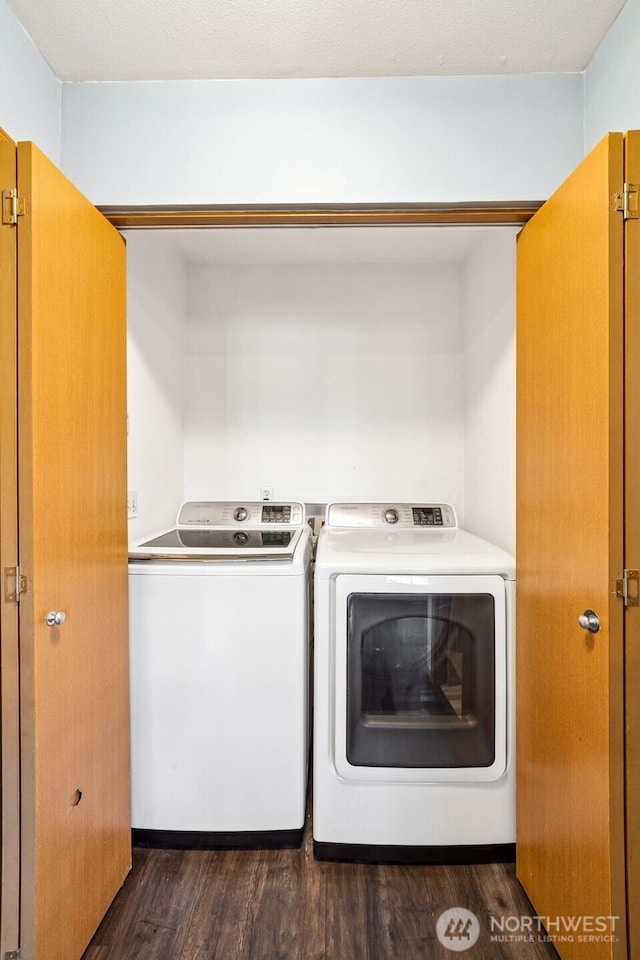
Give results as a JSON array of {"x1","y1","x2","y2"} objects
[
  {"x1": 177, "y1": 501, "x2": 305, "y2": 527},
  {"x1": 326, "y1": 502, "x2": 456, "y2": 529}
]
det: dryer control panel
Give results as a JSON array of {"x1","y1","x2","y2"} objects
[{"x1": 326, "y1": 502, "x2": 456, "y2": 529}]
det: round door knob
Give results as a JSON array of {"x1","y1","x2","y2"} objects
[
  {"x1": 578, "y1": 609, "x2": 600, "y2": 633},
  {"x1": 46, "y1": 610, "x2": 66, "y2": 627},
  {"x1": 384, "y1": 508, "x2": 399, "y2": 524},
  {"x1": 233, "y1": 507, "x2": 248, "y2": 522}
]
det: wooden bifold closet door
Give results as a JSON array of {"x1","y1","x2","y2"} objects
[
  {"x1": 1, "y1": 133, "x2": 130, "y2": 960},
  {"x1": 516, "y1": 131, "x2": 640, "y2": 960}
]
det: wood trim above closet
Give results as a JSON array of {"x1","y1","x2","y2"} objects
[{"x1": 100, "y1": 203, "x2": 541, "y2": 230}]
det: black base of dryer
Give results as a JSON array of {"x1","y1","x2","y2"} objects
[{"x1": 313, "y1": 840, "x2": 516, "y2": 865}]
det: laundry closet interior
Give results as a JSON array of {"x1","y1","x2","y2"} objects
[
  {"x1": 124, "y1": 222, "x2": 518, "y2": 553},
  {"x1": 121, "y1": 213, "x2": 523, "y2": 869}
]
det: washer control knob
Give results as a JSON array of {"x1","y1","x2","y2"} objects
[
  {"x1": 234, "y1": 532, "x2": 249, "y2": 545},
  {"x1": 384, "y1": 508, "x2": 399, "y2": 524},
  {"x1": 233, "y1": 507, "x2": 248, "y2": 522}
]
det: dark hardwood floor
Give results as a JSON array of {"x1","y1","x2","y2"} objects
[{"x1": 83, "y1": 815, "x2": 559, "y2": 960}]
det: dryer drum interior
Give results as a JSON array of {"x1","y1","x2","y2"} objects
[{"x1": 346, "y1": 592, "x2": 496, "y2": 768}]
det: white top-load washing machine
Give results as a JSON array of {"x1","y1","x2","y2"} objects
[
  {"x1": 128, "y1": 501, "x2": 312, "y2": 849},
  {"x1": 313, "y1": 502, "x2": 515, "y2": 864}
]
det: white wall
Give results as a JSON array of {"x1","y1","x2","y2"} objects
[
  {"x1": 584, "y1": 0, "x2": 640, "y2": 153},
  {"x1": 4, "y1": 0, "x2": 639, "y2": 206},
  {"x1": 462, "y1": 229, "x2": 517, "y2": 554},
  {"x1": 125, "y1": 233, "x2": 186, "y2": 539},
  {"x1": 126, "y1": 227, "x2": 520, "y2": 538},
  {"x1": 0, "y1": 0, "x2": 61, "y2": 162},
  {"x1": 60, "y1": 74, "x2": 583, "y2": 206},
  {"x1": 184, "y1": 262, "x2": 466, "y2": 509}
]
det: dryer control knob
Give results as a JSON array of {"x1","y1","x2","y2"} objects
[
  {"x1": 384, "y1": 508, "x2": 399, "y2": 524},
  {"x1": 233, "y1": 507, "x2": 248, "y2": 522}
]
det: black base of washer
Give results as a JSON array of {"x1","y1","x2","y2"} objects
[
  {"x1": 132, "y1": 827, "x2": 304, "y2": 851},
  {"x1": 313, "y1": 840, "x2": 516, "y2": 865}
]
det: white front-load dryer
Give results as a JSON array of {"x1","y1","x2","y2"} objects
[
  {"x1": 128, "y1": 501, "x2": 312, "y2": 849},
  {"x1": 313, "y1": 502, "x2": 515, "y2": 863}
]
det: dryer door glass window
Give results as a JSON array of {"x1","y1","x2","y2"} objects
[{"x1": 346, "y1": 592, "x2": 495, "y2": 767}]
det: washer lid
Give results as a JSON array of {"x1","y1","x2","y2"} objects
[{"x1": 129, "y1": 524, "x2": 305, "y2": 562}]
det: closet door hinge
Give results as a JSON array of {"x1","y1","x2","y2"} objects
[
  {"x1": 616, "y1": 569, "x2": 639, "y2": 606},
  {"x1": 5, "y1": 949, "x2": 21, "y2": 960},
  {"x1": 1, "y1": 188, "x2": 27, "y2": 225},
  {"x1": 4, "y1": 566, "x2": 27, "y2": 603},
  {"x1": 613, "y1": 182, "x2": 639, "y2": 220}
]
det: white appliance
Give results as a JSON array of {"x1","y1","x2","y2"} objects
[
  {"x1": 128, "y1": 501, "x2": 312, "y2": 848},
  {"x1": 313, "y1": 502, "x2": 515, "y2": 863}
]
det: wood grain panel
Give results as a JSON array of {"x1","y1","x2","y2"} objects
[
  {"x1": 0, "y1": 129, "x2": 20, "y2": 960},
  {"x1": 516, "y1": 133, "x2": 626, "y2": 960},
  {"x1": 623, "y1": 130, "x2": 640, "y2": 959},
  {"x1": 16, "y1": 142, "x2": 130, "y2": 960}
]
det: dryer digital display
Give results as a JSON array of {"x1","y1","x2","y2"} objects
[{"x1": 412, "y1": 506, "x2": 443, "y2": 525}]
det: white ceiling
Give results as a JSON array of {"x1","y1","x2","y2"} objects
[{"x1": 7, "y1": 0, "x2": 626, "y2": 82}]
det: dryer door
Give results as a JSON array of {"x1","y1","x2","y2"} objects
[{"x1": 333, "y1": 574, "x2": 507, "y2": 782}]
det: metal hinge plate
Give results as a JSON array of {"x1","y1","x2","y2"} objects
[
  {"x1": 1, "y1": 188, "x2": 27, "y2": 225},
  {"x1": 616, "y1": 569, "x2": 639, "y2": 606},
  {"x1": 4, "y1": 566, "x2": 27, "y2": 603},
  {"x1": 5, "y1": 949, "x2": 21, "y2": 960},
  {"x1": 613, "y1": 183, "x2": 639, "y2": 220}
]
